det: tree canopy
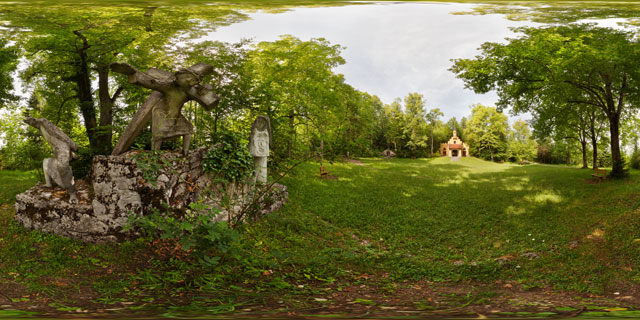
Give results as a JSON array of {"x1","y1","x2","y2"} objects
[
  {"x1": 465, "y1": 104, "x2": 509, "y2": 161},
  {"x1": 451, "y1": 24, "x2": 640, "y2": 177},
  {"x1": 0, "y1": 39, "x2": 17, "y2": 107}
]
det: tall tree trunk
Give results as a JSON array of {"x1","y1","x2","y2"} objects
[
  {"x1": 580, "y1": 140, "x2": 588, "y2": 169},
  {"x1": 601, "y1": 72, "x2": 626, "y2": 178},
  {"x1": 588, "y1": 113, "x2": 599, "y2": 170},
  {"x1": 319, "y1": 127, "x2": 325, "y2": 161},
  {"x1": 609, "y1": 113, "x2": 624, "y2": 177},
  {"x1": 75, "y1": 57, "x2": 97, "y2": 150},
  {"x1": 97, "y1": 64, "x2": 114, "y2": 155},
  {"x1": 430, "y1": 127, "x2": 434, "y2": 156},
  {"x1": 73, "y1": 30, "x2": 99, "y2": 153},
  {"x1": 590, "y1": 134, "x2": 598, "y2": 170},
  {"x1": 213, "y1": 112, "x2": 219, "y2": 136},
  {"x1": 566, "y1": 149, "x2": 571, "y2": 165}
]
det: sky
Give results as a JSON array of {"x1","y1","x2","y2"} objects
[{"x1": 199, "y1": 2, "x2": 540, "y2": 122}]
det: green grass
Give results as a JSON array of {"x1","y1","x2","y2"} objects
[
  {"x1": 0, "y1": 170, "x2": 38, "y2": 204},
  {"x1": 1, "y1": 158, "x2": 639, "y2": 312},
  {"x1": 253, "y1": 157, "x2": 640, "y2": 291}
]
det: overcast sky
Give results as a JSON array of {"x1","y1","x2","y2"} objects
[{"x1": 201, "y1": 2, "x2": 539, "y2": 121}]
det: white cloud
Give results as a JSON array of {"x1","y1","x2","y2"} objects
[{"x1": 200, "y1": 3, "x2": 540, "y2": 120}]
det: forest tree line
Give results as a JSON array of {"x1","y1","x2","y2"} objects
[{"x1": 0, "y1": 6, "x2": 638, "y2": 176}]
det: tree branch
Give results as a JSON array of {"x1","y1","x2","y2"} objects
[
  {"x1": 55, "y1": 95, "x2": 78, "y2": 125},
  {"x1": 110, "y1": 86, "x2": 124, "y2": 103}
]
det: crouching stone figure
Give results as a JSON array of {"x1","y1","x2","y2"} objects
[{"x1": 24, "y1": 117, "x2": 79, "y2": 203}]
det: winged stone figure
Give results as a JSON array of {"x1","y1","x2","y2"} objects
[{"x1": 111, "y1": 62, "x2": 219, "y2": 155}]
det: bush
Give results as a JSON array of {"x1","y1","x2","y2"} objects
[
  {"x1": 597, "y1": 149, "x2": 613, "y2": 168},
  {"x1": 630, "y1": 149, "x2": 640, "y2": 170},
  {"x1": 130, "y1": 202, "x2": 240, "y2": 268},
  {"x1": 203, "y1": 130, "x2": 254, "y2": 182}
]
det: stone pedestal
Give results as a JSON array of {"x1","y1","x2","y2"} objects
[{"x1": 14, "y1": 147, "x2": 287, "y2": 242}]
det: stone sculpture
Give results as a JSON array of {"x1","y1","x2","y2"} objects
[
  {"x1": 24, "y1": 117, "x2": 79, "y2": 203},
  {"x1": 110, "y1": 62, "x2": 219, "y2": 155},
  {"x1": 249, "y1": 116, "x2": 271, "y2": 184}
]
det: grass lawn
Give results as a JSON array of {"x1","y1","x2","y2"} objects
[
  {"x1": 0, "y1": 170, "x2": 38, "y2": 205},
  {"x1": 1, "y1": 158, "x2": 639, "y2": 317},
  {"x1": 270, "y1": 157, "x2": 640, "y2": 291}
]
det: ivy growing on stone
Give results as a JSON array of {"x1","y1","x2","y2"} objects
[{"x1": 203, "y1": 130, "x2": 253, "y2": 183}]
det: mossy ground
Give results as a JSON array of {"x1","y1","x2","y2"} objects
[{"x1": 1, "y1": 158, "x2": 639, "y2": 318}]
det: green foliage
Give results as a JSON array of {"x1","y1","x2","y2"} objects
[
  {"x1": 0, "y1": 109, "x2": 49, "y2": 171},
  {"x1": 203, "y1": 130, "x2": 253, "y2": 182},
  {"x1": 131, "y1": 150, "x2": 175, "y2": 186},
  {"x1": 183, "y1": 40, "x2": 253, "y2": 146},
  {"x1": 402, "y1": 93, "x2": 428, "y2": 155},
  {"x1": 466, "y1": 104, "x2": 508, "y2": 161},
  {"x1": 70, "y1": 147, "x2": 95, "y2": 180},
  {"x1": 131, "y1": 202, "x2": 240, "y2": 267},
  {"x1": 451, "y1": 24, "x2": 640, "y2": 177},
  {"x1": 630, "y1": 148, "x2": 640, "y2": 170},
  {"x1": 3, "y1": 158, "x2": 640, "y2": 311},
  {"x1": 507, "y1": 120, "x2": 537, "y2": 162},
  {"x1": 0, "y1": 39, "x2": 17, "y2": 106},
  {"x1": 246, "y1": 35, "x2": 348, "y2": 160}
]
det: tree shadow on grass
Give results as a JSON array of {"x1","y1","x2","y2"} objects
[{"x1": 278, "y1": 158, "x2": 640, "y2": 290}]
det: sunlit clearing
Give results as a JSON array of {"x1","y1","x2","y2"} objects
[{"x1": 526, "y1": 191, "x2": 562, "y2": 204}]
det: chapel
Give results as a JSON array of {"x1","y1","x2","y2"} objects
[{"x1": 440, "y1": 130, "x2": 469, "y2": 157}]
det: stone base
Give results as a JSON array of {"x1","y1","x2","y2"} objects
[
  {"x1": 14, "y1": 147, "x2": 288, "y2": 242},
  {"x1": 14, "y1": 182, "x2": 134, "y2": 242}
]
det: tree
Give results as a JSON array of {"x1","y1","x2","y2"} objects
[
  {"x1": 425, "y1": 108, "x2": 444, "y2": 156},
  {"x1": 16, "y1": 8, "x2": 149, "y2": 154},
  {"x1": 7, "y1": 4, "x2": 247, "y2": 155},
  {"x1": 247, "y1": 35, "x2": 346, "y2": 160},
  {"x1": 337, "y1": 90, "x2": 380, "y2": 156},
  {"x1": 528, "y1": 102, "x2": 601, "y2": 169},
  {"x1": 182, "y1": 40, "x2": 253, "y2": 145},
  {"x1": 507, "y1": 120, "x2": 537, "y2": 162},
  {"x1": 403, "y1": 93, "x2": 428, "y2": 154},
  {"x1": 466, "y1": 105, "x2": 509, "y2": 161},
  {"x1": 384, "y1": 99, "x2": 405, "y2": 152},
  {"x1": 0, "y1": 39, "x2": 17, "y2": 107},
  {"x1": 451, "y1": 24, "x2": 640, "y2": 177}
]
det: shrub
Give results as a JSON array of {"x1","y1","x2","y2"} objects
[
  {"x1": 203, "y1": 130, "x2": 253, "y2": 182},
  {"x1": 630, "y1": 149, "x2": 640, "y2": 170},
  {"x1": 597, "y1": 149, "x2": 613, "y2": 168},
  {"x1": 130, "y1": 202, "x2": 241, "y2": 268}
]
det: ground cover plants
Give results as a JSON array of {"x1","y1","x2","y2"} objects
[
  {"x1": 1, "y1": 157, "x2": 639, "y2": 317},
  {"x1": 2, "y1": 2, "x2": 640, "y2": 317}
]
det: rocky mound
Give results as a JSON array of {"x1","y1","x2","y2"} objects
[{"x1": 14, "y1": 147, "x2": 287, "y2": 242}]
